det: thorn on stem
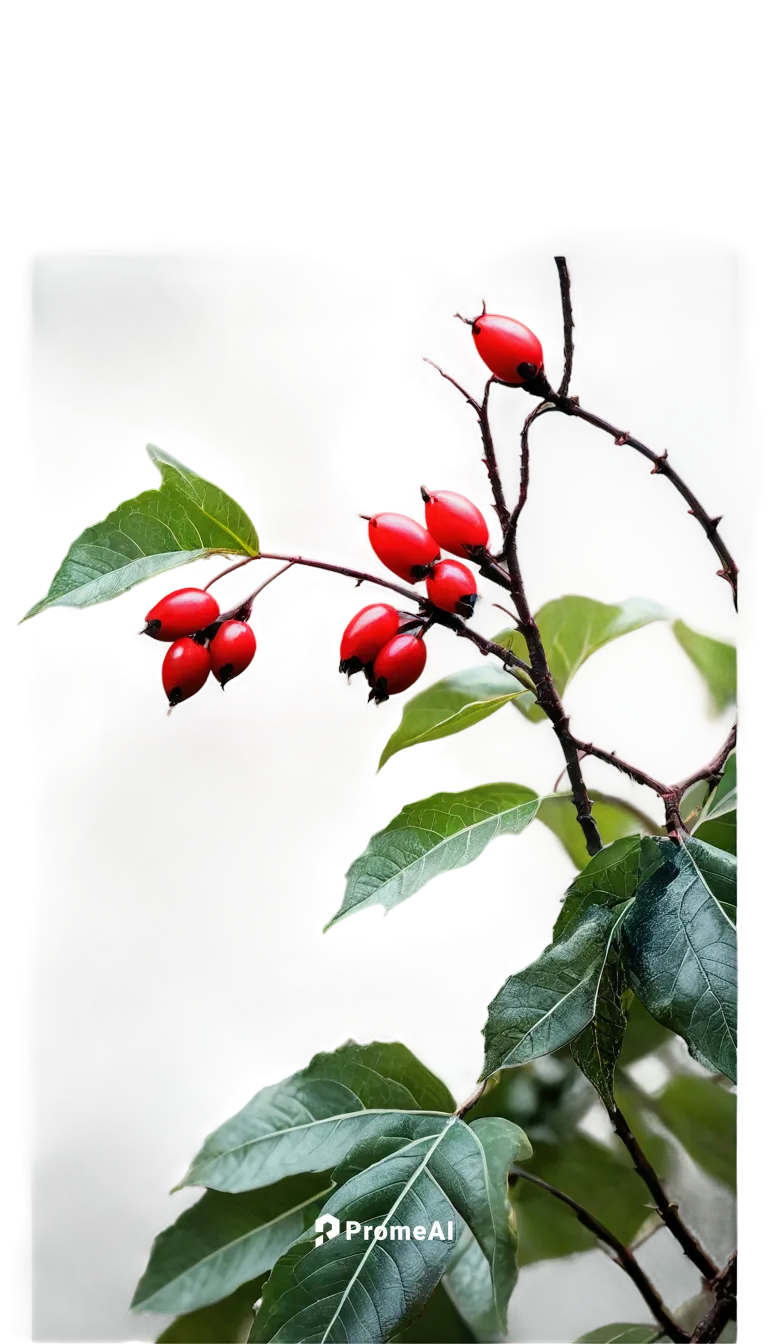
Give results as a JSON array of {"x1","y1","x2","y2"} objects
[
  {"x1": 614, "y1": 431, "x2": 631, "y2": 446},
  {"x1": 650, "y1": 450, "x2": 669, "y2": 474}
]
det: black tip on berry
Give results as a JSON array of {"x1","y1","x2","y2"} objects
[
  {"x1": 359, "y1": 514, "x2": 373, "y2": 523},
  {"x1": 339, "y1": 656, "x2": 364, "y2": 677},
  {"x1": 142, "y1": 619, "x2": 162, "y2": 637},
  {"x1": 368, "y1": 677, "x2": 389, "y2": 705},
  {"x1": 517, "y1": 362, "x2": 537, "y2": 380},
  {"x1": 410, "y1": 561, "x2": 436, "y2": 581},
  {"x1": 420, "y1": 485, "x2": 432, "y2": 503},
  {"x1": 218, "y1": 664, "x2": 234, "y2": 688},
  {"x1": 456, "y1": 593, "x2": 478, "y2": 619},
  {"x1": 167, "y1": 687, "x2": 183, "y2": 707}
]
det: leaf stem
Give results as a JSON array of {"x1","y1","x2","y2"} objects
[{"x1": 510, "y1": 1166, "x2": 689, "y2": 1341}]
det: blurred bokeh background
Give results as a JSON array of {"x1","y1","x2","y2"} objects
[{"x1": 26, "y1": 250, "x2": 737, "y2": 1340}]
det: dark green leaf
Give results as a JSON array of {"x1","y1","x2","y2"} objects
[
  {"x1": 133, "y1": 1175, "x2": 332, "y2": 1315},
  {"x1": 672, "y1": 620, "x2": 736, "y2": 715},
  {"x1": 553, "y1": 836, "x2": 663, "y2": 942},
  {"x1": 569, "y1": 939, "x2": 627, "y2": 1111},
  {"x1": 443, "y1": 1230, "x2": 504, "y2": 1342},
  {"x1": 693, "y1": 754, "x2": 736, "y2": 855},
  {"x1": 250, "y1": 1113, "x2": 529, "y2": 1343},
  {"x1": 394, "y1": 1283, "x2": 475, "y2": 1342},
  {"x1": 654, "y1": 1076, "x2": 736, "y2": 1189},
  {"x1": 378, "y1": 667, "x2": 525, "y2": 769},
  {"x1": 178, "y1": 1041, "x2": 455, "y2": 1193},
  {"x1": 155, "y1": 1276, "x2": 264, "y2": 1343},
  {"x1": 24, "y1": 444, "x2": 259, "y2": 619},
  {"x1": 326, "y1": 784, "x2": 540, "y2": 929},
  {"x1": 482, "y1": 904, "x2": 630, "y2": 1076},
  {"x1": 540, "y1": 790, "x2": 648, "y2": 876},
  {"x1": 623, "y1": 839, "x2": 737, "y2": 1081}
]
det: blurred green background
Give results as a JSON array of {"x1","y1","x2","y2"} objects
[{"x1": 13, "y1": 236, "x2": 737, "y2": 1338}]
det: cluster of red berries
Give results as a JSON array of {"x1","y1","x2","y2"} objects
[
  {"x1": 341, "y1": 487, "x2": 491, "y2": 703},
  {"x1": 142, "y1": 588, "x2": 257, "y2": 708}
]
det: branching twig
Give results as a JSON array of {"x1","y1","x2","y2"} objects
[
  {"x1": 510, "y1": 1167, "x2": 688, "y2": 1341},
  {"x1": 611, "y1": 1103, "x2": 719, "y2": 1280},
  {"x1": 690, "y1": 1254, "x2": 737, "y2": 1342},
  {"x1": 424, "y1": 360, "x2": 510, "y2": 535}
]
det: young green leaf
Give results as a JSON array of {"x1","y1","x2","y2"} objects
[
  {"x1": 693, "y1": 753, "x2": 736, "y2": 855},
  {"x1": 538, "y1": 792, "x2": 661, "y2": 871},
  {"x1": 177, "y1": 1042, "x2": 455, "y2": 1194},
  {"x1": 132, "y1": 1175, "x2": 333, "y2": 1316},
  {"x1": 622, "y1": 838, "x2": 737, "y2": 1081},
  {"x1": 326, "y1": 784, "x2": 540, "y2": 929},
  {"x1": 23, "y1": 444, "x2": 259, "y2": 619},
  {"x1": 672, "y1": 619, "x2": 736, "y2": 715},
  {"x1": 654, "y1": 1076, "x2": 736, "y2": 1190},
  {"x1": 155, "y1": 1276, "x2": 265, "y2": 1343},
  {"x1": 378, "y1": 667, "x2": 525, "y2": 769},
  {"x1": 250, "y1": 1112, "x2": 530, "y2": 1343},
  {"x1": 482, "y1": 904, "x2": 630, "y2": 1076}
]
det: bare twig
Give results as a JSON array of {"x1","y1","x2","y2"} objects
[
  {"x1": 555, "y1": 255, "x2": 575, "y2": 396},
  {"x1": 511, "y1": 1167, "x2": 688, "y2": 1341},
  {"x1": 424, "y1": 360, "x2": 510, "y2": 535},
  {"x1": 691, "y1": 1254, "x2": 737, "y2": 1342}
]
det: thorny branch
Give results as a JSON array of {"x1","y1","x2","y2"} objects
[{"x1": 510, "y1": 1167, "x2": 689, "y2": 1341}]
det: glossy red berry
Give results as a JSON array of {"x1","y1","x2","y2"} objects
[
  {"x1": 144, "y1": 588, "x2": 220, "y2": 641},
  {"x1": 421, "y1": 489, "x2": 489, "y2": 558},
  {"x1": 470, "y1": 312, "x2": 544, "y2": 385},
  {"x1": 366, "y1": 513, "x2": 440, "y2": 583},
  {"x1": 339, "y1": 604, "x2": 400, "y2": 675},
  {"x1": 370, "y1": 633, "x2": 427, "y2": 702},
  {"x1": 162, "y1": 638, "x2": 211, "y2": 706},
  {"x1": 209, "y1": 620, "x2": 257, "y2": 687},
  {"x1": 426, "y1": 560, "x2": 477, "y2": 618}
]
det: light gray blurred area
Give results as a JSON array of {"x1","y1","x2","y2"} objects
[{"x1": 28, "y1": 253, "x2": 738, "y2": 1341}]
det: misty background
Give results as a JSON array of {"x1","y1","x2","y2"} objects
[{"x1": 26, "y1": 251, "x2": 739, "y2": 1340}]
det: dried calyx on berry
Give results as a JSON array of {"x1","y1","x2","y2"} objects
[
  {"x1": 421, "y1": 488, "x2": 489, "y2": 559},
  {"x1": 339, "y1": 604, "x2": 401, "y2": 676},
  {"x1": 143, "y1": 588, "x2": 220, "y2": 641},
  {"x1": 365, "y1": 513, "x2": 440, "y2": 583},
  {"x1": 456, "y1": 303, "x2": 544, "y2": 386}
]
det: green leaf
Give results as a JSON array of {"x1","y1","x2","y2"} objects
[
  {"x1": 482, "y1": 904, "x2": 630, "y2": 1076},
  {"x1": 553, "y1": 836, "x2": 663, "y2": 942},
  {"x1": 326, "y1": 784, "x2": 540, "y2": 929},
  {"x1": 250, "y1": 1112, "x2": 529, "y2": 1343},
  {"x1": 394, "y1": 1283, "x2": 475, "y2": 1342},
  {"x1": 654, "y1": 1076, "x2": 736, "y2": 1189},
  {"x1": 177, "y1": 1042, "x2": 455, "y2": 1194},
  {"x1": 672, "y1": 620, "x2": 736, "y2": 715},
  {"x1": 540, "y1": 790, "x2": 648, "y2": 876},
  {"x1": 23, "y1": 444, "x2": 259, "y2": 619},
  {"x1": 378, "y1": 667, "x2": 525, "y2": 769},
  {"x1": 569, "y1": 938, "x2": 627, "y2": 1111},
  {"x1": 511, "y1": 1133, "x2": 664, "y2": 1266},
  {"x1": 622, "y1": 839, "x2": 737, "y2": 1081},
  {"x1": 442, "y1": 1229, "x2": 503, "y2": 1342},
  {"x1": 575, "y1": 1326, "x2": 660, "y2": 1343},
  {"x1": 465, "y1": 1117, "x2": 530, "y2": 1326},
  {"x1": 132, "y1": 1175, "x2": 333, "y2": 1316},
  {"x1": 156, "y1": 1277, "x2": 265, "y2": 1343},
  {"x1": 693, "y1": 754, "x2": 736, "y2": 855}
]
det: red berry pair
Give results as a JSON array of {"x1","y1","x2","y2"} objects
[
  {"x1": 339, "y1": 603, "x2": 427, "y2": 704},
  {"x1": 365, "y1": 490, "x2": 489, "y2": 619},
  {"x1": 143, "y1": 588, "x2": 256, "y2": 707}
]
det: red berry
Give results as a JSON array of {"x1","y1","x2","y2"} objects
[
  {"x1": 426, "y1": 560, "x2": 477, "y2": 618},
  {"x1": 422, "y1": 489, "x2": 489, "y2": 558},
  {"x1": 471, "y1": 313, "x2": 544, "y2": 385},
  {"x1": 162, "y1": 638, "x2": 211, "y2": 706},
  {"x1": 367, "y1": 513, "x2": 440, "y2": 583},
  {"x1": 144, "y1": 588, "x2": 220, "y2": 641},
  {"x1": 370, "y1": 633, "x2": 427, "y2": 702},
  {"x1": 210, "y1": 620, "x2": 257, "y2": 687},
  {"x1": 340, "y1": 604, "x2": 400, "y2": 675}
]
